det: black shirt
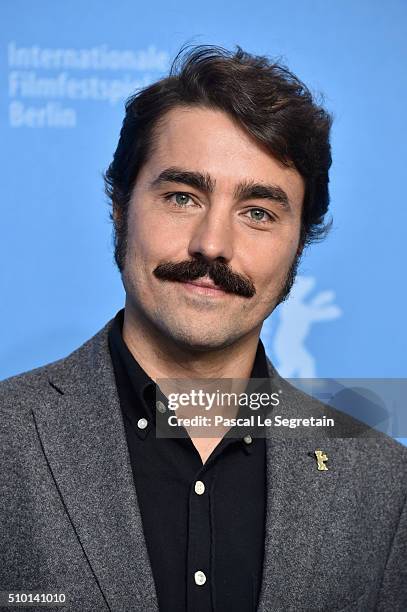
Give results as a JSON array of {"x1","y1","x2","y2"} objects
[{"x1": 108, "y1": 309, "x2": 269, "y2": 612}]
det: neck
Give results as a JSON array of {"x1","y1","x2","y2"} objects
[{"x1": 121, "y1": 303, "x2": 262, "y2": 383}]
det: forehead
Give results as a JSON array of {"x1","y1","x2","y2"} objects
[{"x1": 144, "y1": 105, "x2": 305, "y2": 205}]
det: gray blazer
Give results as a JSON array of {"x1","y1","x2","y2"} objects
[{"x1": 1, "y1": 319, "x2": 406, "y2": 612}]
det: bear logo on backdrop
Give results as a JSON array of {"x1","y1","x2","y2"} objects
[{"x1": 261, "y1": 276, "x2": 342, "y2": 378}]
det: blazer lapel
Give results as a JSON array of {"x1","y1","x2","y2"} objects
[
  {"x1": 31, "y1": 323, "x2": 159, "y2": 612},
  {"x1": 257, "y1": 436, "x2": 342, "y2": 611},
  {"x1": 256, "y1": 362, "x2": 359, "y2": 610}
]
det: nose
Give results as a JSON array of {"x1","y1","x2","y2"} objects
[{"x1": 187, "y1": 207, "x2": 234, "y2": 263}]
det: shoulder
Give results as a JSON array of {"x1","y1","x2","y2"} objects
[{"x1": 0, "y1": 318, "x2": 114, "y2": 417}]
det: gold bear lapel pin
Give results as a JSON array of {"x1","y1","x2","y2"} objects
[{"x1": 314, "y1": 449, "x2": 329, "y2": 471}]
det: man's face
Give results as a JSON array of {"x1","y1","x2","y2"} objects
[{"x1": 122, "y1": 106, "x2": 304, "y2": 350}]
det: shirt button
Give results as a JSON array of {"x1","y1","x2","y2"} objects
[
  {"x1": 137, "y1": 418, "x2": 148, "y2": 430},
  {"x1": 194, "y1": 570, "x2": 206, "y2": 586},
  {"x1": 243, "y1": 434, "x2": 253, "y2": 445},
  {"x1": 194, "y1": 480, "x2": 205, "y2": 495},
  {"x1": 156, "y1": 400, "x2": 166, "y2": 413}
]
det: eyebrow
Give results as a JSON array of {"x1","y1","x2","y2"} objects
[
  {"x1": 149, "y1": 167, "x2": 215, "y2": 194},
  {"x1": 234, "y1": 180, "x2": 291, "y2": 210},
  {"x1": 149, "y1": 166, "x2": 291, "y2": 210}
]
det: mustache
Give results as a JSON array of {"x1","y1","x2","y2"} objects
[{"x1": 153, "y1": 258, "x2": 256, "y2": 298}]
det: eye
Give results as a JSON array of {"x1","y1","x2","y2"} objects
[
  {"x1": 245, "y1": 208, "x2": 275, "y2": 224},
  {"x1": 164, "y1": 192, "x2": 194, "y2": 207}
]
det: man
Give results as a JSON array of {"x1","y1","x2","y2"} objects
[{"x1": 1, "y1": 45, "x2": 406, "y2": 612}]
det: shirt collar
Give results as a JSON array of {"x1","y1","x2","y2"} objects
[
  {"x1": 108, "y1": 308, "x2": 271, "y2": 440},
  {"x1": 108, "y1": 309, "x2": 156, "y2": 439}
]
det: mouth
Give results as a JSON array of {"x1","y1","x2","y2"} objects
[{"x1": 178, "y1": 276, "x2": 228, "y2": 296}]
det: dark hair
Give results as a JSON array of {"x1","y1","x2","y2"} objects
[{"x1": 104, "y1": 44, "x2": 333, "y2": 272}]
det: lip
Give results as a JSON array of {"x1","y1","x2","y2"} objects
[
  {"x1": 187, "y1": 278, "x2": 222, "y2": 289},
  {"x1": 179, "y1": 278, "x2": 228, "y2": 296}
]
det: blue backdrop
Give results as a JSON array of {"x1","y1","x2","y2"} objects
[{"x1": 1, "y1": 1, "x2": 406, "y2": 443}]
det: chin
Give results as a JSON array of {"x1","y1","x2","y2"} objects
[{"x1": 160, "y1": 321, "x2": 240, "y2": 352}]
